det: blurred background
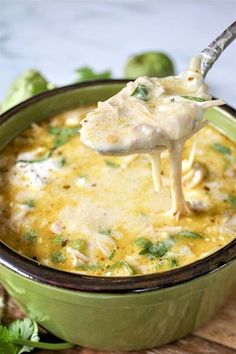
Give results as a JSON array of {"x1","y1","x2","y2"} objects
[{"x1": 0, "y1": 0, "x2": 236, "y2": 106}]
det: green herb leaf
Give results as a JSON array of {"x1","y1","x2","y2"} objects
[
  {"x1": 51, "y1": 251, "x2": 66, "y2": 264},
  {"x1": 228, "y1": 194, "x2": 236, "y2": 208},
  {"x1": 76, "y1": 263, "x2": 103, "y2": 271},
  {"x1": 131, "y1": 84, "x2": 150, "y2": 101},
  {"x1": 0, "y1": 319, "x2": 74, "y2": 353},
  {"x1": 49, "y1": 126, "x2": 80, "y2": 149},
  {"x1": 211, "y1": 143, "x2": 231, "y2": 155},
  {"x1": 0, "y1": 325, "x2": 12, "y2": 345},
  {"x1": 175, "y1": 230, "x2": 202, "y2": 240},
  {"x1": 23, "y1": 230, "x2": 38, "y2": 244},
  {"x1": 145, "y1": 243, "x2": 169, "y2": 258},
  {"x1": 56, "y1": 157, "x2": 66, "y2": 167},
  {"x1": 135, "y1": 237, "x2": 171, "y2": 258},
  {"x1": 23, "y1": 200, "x2": 35, "y2": 208},
  {"x1": 107, "y1": 260, "x2": 134, "y2": 275},
  {"x1": 17, "y1": 151, "x2": 52, "y2": 163},
  {"x1": 9, "y1": 318, "x2": 39, "y2": 354},
  {"x1": 181, "y1": 96, "x2": 206, "y2": 102},
  {"x1": 170, "y1": 258, "x2": 178, "y2": 268},
  {"x1": 134, "y1": 237, "x2": 152, "y2": 249},
  {"x1": 74, "y1": 66, "x2": 112, "y2": 82},
  {"x1": 69, "y1": 239, "x2": 87, "y2": 252},
  {"x1": 53, "y1": 234, "x2": 68, "y2": 246},
  {"x1": 108, "y1": 249, "x2": 116, "y2": 261},
  {"x1": 99, "y1": 227, "x2": 112, "y2": 236},
  {"x1": 105, "y1": 160, "x2": 120, "y2": 168}
]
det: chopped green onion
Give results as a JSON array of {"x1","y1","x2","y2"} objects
[{"x1": 211, "y1": 143, "x2": 231, "y2": 155}]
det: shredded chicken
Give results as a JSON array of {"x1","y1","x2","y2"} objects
[
  {"x1": 182, "y1": 162, "x2": 208, "y2": 188},
  {"x1": 66, "y1": 246, "x2": 90, "y2": 266},
  {"x1": 95, "y1": 233, "x2": 116, "y2": 257}
]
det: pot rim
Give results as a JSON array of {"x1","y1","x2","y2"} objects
[{"x1": 0, "y1": 79, "x2": 235, "y2": 293}]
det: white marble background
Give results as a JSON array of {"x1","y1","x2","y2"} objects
[{"x1": 0, "y1": 0, "x2": 236, "y2": 107}]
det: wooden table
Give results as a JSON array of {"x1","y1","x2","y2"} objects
[{"x1": 1, "y1": 286, "x2": 235, "y2": 354}]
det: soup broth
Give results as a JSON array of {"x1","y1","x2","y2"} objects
[{"x1": 0, "y1": 106, "x2": 235, "y2": 276}]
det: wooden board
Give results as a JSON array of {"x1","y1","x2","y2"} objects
[{"x1": 0, "y1": 285, "x2": 235, "y2": 354}]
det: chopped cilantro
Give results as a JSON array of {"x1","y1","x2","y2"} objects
[
  {"x1": 69, "y1": 238, "x2": 86, "y2": 252},
  {"x1": 57, "y1": 157, "x2": 66, "y2": 167},
  {"x1": 109, "y1": 249, "x2": 116, "y2": 261},
  {"x1": 53, "y1": 234, "x2": 68, "y2": 246},
  {"x1": 51, "y1": 251, "x2": 66, "y2": 263},
  {"x1": 76, "y1": 263, "x2": 103, "y2": 271},
  {"x1": 135, "y1": 237, "x2": 171, "y2": 258},
  {"x1": 175, "y1": 230, "x2": 203, "y2": 240},
  {"x1": 170, "y1": 258, "x2": 178, "y2": 268},
  {"x1": 228, "y1": 194, "x2": 236, "y2": 208},
  {"x1": 181, "y1": 96, "x2": 205, "y2": 102},
  {"x1": 140, "y1": 242, "x2": 169, "y2": 258},
  {"x1": 23, "y1": 230, "x2": 38, "y2": 244},
  {"x1": 23, "y1": 199, "x2": 35, "y2": 208},
  {"x1": 131, "y1": 84, "x2": 150, "y2": 101},
  {"x1": 134, "y1": 237, "x2": 152, "y2": 249},
  {"x1": 49, "y1": 126, "x2": 80, "y2": 149},
  {"x1": 17, "y1": 151, "x2": 51, "y2": 163},
  {"x1": 105, "y1": 160, "x2": 120, "y2": 168},
  {"x1": 211, "y1": 143, "x2": 231, "y2": 155},
  {"x1": 99, "y1": 227, "x2": 112, "y2": 236}
]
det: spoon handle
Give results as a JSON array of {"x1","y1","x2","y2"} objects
[{"x1": 200, "y1": 21, "x2": 236, "y2": 77}]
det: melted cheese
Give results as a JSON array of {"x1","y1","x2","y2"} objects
[
  {"x1": 0, "y1": 107, "x2": 235, "y2": 276},
  {"x1": 80, "y1": 59, "x2": 224, "y2": 216}
]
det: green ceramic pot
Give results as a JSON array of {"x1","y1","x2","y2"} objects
[{"x1": 0, "y1": 80, "x2": 235, "y2": 351}]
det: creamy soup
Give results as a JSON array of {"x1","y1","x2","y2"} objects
[
  {"x1": 0, "y1": 107, "x2": 235, "y2": 276},
  {"x1": 80, "y1": 57, "x2": 224, "y2": 217}
]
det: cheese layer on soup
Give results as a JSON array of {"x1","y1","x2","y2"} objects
[{"x1": 0, "y1": 107, "x2": 235, "y2": 276}]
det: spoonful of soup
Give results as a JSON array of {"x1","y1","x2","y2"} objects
[{"x1": 80, "y1": 22, "x2": 236, "y2": 217}]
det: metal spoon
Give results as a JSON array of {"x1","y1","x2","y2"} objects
[{"x1": 200, "y1": 20, "x2": 236, "y2": 77}]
